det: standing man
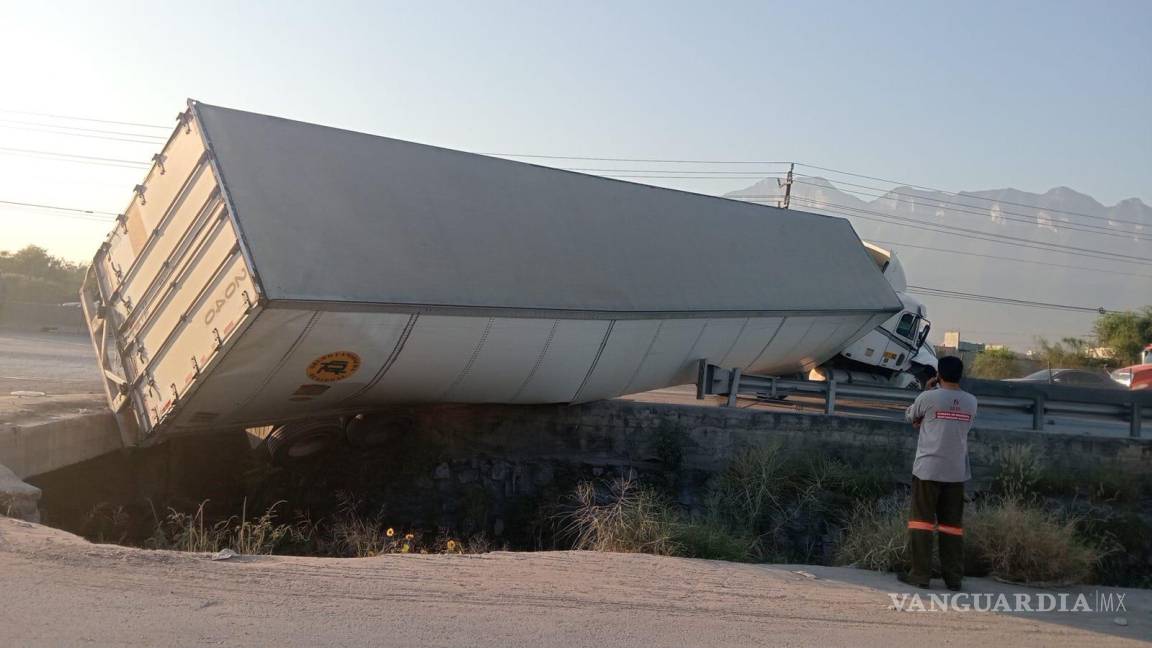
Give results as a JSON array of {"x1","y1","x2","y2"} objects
[{"x1": 898, "y1": 355, "x2": 977, "y2": 591}]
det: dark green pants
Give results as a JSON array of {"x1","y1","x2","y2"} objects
[{"x1": 907, "y1": 477, "x2": 965, "y2": 586}]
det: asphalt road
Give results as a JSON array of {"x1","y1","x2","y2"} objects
[{"x1": 0, "y1": 330, "x2": 102, "y2": 394}]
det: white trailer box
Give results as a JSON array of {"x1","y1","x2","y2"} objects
[{"x1": 82, "y1": 101, "x2": 901, "y2": 446}]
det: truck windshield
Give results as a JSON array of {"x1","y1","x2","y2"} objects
[{"x1": 895, "y1": 313, "x2": 917, "y2": 339}]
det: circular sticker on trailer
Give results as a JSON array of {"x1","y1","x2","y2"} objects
[{"x1": 306, "y1": 351, "x2": 361, "y2": 382}]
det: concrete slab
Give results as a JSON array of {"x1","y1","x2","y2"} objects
[
  {"x1": 0, "y1": 398, "x2": 121, "y2": 479},
  {"x1": 0, "y1": 462, "x2": 41, "y2": 522}
]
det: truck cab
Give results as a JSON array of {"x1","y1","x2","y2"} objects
[
  {"x1": 829, "y1": 293, "x2": 932, "y2": 384},
  {"x1": 808, "y1": 243, "x2": 935, "y2": 388}
]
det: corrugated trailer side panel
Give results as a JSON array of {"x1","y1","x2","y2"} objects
[
  {"x1": 165, "y1": 308, "x2": 885, "y2": 433},
  {"x1": 82, "y1": 111, "x2": 261, "y2": 442}
]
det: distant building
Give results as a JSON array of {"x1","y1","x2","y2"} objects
[
  {"x1": 936, "y1": 331, "x2": 994, "y2": 369},
  {"x1": 940, "y1": 331, "x2": 985, "y2": 354},
  {"x1": 1088, "y1": 347, "x2": 1115, "y2": 360}
]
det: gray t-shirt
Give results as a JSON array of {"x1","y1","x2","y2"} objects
[{"x1": 905, "y1": 387, "x2": 978, "y2": 483}]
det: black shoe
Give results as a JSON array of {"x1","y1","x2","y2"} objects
[
  {"x1": 897, "y1": 572, "x2": 929, "y2": 589},
  {"x1": 945, "y1": 581, "x2": 962, "y2": 592}
]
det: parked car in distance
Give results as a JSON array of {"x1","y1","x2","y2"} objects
[{"x1": 1005, "y1": 368, "x2": 1128, "y2": 390}]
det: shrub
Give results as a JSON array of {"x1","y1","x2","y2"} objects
[
  {"x1": 835, "y1": 496, "x2": 908, "y2": 572},
  {"x1": 322, "y1": 494, "x2": 391, "y2": 557},
  {"x1": 705, "y1": 444, "x2": 897, "y2": 562},
  {"x1": 148, "y1": 500, "x2": 228, "y2": 553},
  {"x1": 709, "y1": 443, "x2": 789, "y2": 527},
  {"x1": 966, "y1": 498, "x2": 1098, "y2": 586},
  {"x1": 992, "y1": 444, "x2": 1044, "y2": 500},
  {"x1": 672, "y1": 509, "x2": 754, "y2": 562},
  {"x1": 559, "y1": 478, "x2": 680, "y2": 555},
  {"x1": 1075, "y1": 508, "x2": 1152, "y2": 588},
  {"x1": 969, "y1": 349, "x2": 1022, "y2": 380},
  {"x1": 836, "y1": 495, "x2": 1100, "y2": 586}
]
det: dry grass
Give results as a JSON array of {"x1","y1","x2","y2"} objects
[
  {"x1": 322, "y1": 494, "x2": 392, "y2": 557},
  {"x1": 147, "y1": 499, "x2": 293, "y2": 555},
  {"x1": 834, "y1": 496, "x2": 909, "y2": 572},
  {"x1": 559, "y1": 478, "x2": 754, "y2": 561},
  {"x1": 835, "y1": 495, "x2": 1101, "y2": 586},
  {"x1": 967, "y1": 498, "x2": 1098, "y2": 586},
  {"x1": 992, "y1": 444, "x2": 1045, "y2": 500},
  {"x1": 560, "y1": 478, "x2": 681, "y2": 555},
  {"x1": 138, "y1": 494, "x2": 485, "y2": 558}
]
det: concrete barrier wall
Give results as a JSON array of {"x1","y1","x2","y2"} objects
[
  {"x1": 362, "y1": 400, "x2": 1152, "y2": 484},
  {"x1": 0, "y1": 413, "x2": 123, "y2": 480},
  {"x1": 26, "y1": 398, "x2": 1152, "y2": 544}
]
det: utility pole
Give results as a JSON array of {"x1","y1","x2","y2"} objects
[{"x1": 780, "y1": 162, "x2": 795, "y2": 209}]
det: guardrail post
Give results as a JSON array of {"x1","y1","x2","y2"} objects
[
  {"x1": 695, "y1": 359, "x2": 707, "y2": 400},
  {"x1": 1131, "y1": 403, "x2": 1142, "y2": 439},
  {"x1": 726, "y1": 368, "x2": 741, "y2": 408},
  {"x1": 1032, "y1": 394, "x2": 1045, "y2": 431},
  {"x1": 826, "y1": 379, "x2": 836, "y2": 415}
]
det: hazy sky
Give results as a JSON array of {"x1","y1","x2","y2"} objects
[{"x1": 1, "y1": 0, "x2": 1150, "y2": 263}]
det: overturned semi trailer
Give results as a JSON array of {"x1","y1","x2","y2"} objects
[{"x1": 81, "y1": 101, "x2": 902, "y2": 447}]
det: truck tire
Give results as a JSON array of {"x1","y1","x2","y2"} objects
[{"x1": 265, "y1": 419, "x2": 342, "y2": 464}]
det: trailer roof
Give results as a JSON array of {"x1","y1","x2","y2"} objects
[{"x1": 193, "y1": 102, "x2": 901, "y2": 316}]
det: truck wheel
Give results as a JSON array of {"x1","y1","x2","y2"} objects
[{"x1": 265, "y1": 419, "x2": 342, "y2": 464}]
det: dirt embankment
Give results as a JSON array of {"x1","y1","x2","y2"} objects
[{"x1": 0, "y1": 518, "x2": 1146, "y2": 647}]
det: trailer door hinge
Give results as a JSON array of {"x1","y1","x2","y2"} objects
[
  {"x1": 152, "y1": 153, "x2": 167, "y2": 175},
  {"x1": 133, "y1": 184, "x2": 147, "y2": 205}
]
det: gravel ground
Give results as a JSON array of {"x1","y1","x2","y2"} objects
[{"x1": 1, "y1": 518, "x2": 1146, "y2": 647}]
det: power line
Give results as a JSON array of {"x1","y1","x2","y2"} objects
[
  {"x1": 908, "y1": 285, "x2": 1108, "y2": 313},
  {"x1": 0, "y1": 123, "x2": 163, "y2": 146},
  {"x1": 794, "y1": 162, "x2": 1135, "y2": 224},
  {"x1": 0, "y1": 108, "x2": 170, "y2": 130},
  {"x1": 0, "y1": 146, "x2": 149, "y2": 169},
  {"x1": 782, "y1": 179, "x2": 1152, "y2": 242},
  {"x1": 785, "y1": 174, "x2": 1149, "y2": 229},
  {"x1": 562, "y1": 167, "x2": 787, "y2": 175},
  {"x1": 582, "y1": 174, "x2": 782, "y2": 180},
  {"x1": 0, "y1": 118, "x2": 165, "y2": 140},
  {"x1": 736, "y1": 182, "x2": 1152, "y2": 244},
  {"x1": 551, "y1": 163, "x2": 1148, "y2": 242},
  {"x1": 482, "y1": 152, "x2": 1137, "y2": 224},
  {"x1": 0, "y1": 210, "x2": 113, "y2": 223},
  {"x1": 868, "y1": 239, "x2": 1152, "y2": 280},
  {"x1": 486, "y1": 152, "x2": 792, "y2": 165},
  {"x1": 0, "y1": 199, "x2": 118, "y2": 217},
  {"x1": 782, "y1": 195, "x2": 1152, "y2": 266}
]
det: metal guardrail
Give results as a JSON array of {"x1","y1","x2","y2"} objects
[{"x1": 695, "y1": 361, "x2": 1149, "y2": 438}]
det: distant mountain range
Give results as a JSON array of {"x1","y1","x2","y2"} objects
[{"x1": 724, "y1": 179, "x2": 1151, "y2": 350}]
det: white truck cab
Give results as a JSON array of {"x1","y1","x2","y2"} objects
[{"x1": 809, "y1": 243, "x2": 936, "y2": 389}]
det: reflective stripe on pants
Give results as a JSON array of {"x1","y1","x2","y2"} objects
[{"x1": 907, "y1": 477, "x2": 965, "y2": 586}]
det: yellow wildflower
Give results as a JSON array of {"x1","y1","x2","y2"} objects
[
  {"x1": 404, "y1": 533, "x2": 414, "y2": 540},
  {"x1": 446, "y1": 540, "x2": 457, "y2": 551},
  {"x1": 386, "y1": 527, "x2": 395, "y2": 537}
]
